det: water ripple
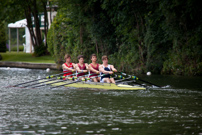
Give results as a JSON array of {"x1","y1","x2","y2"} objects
[{"x1": 0, "y1": 68, "x2": 202, "y2": 134}]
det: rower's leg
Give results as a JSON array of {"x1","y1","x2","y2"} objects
[
  {"x1": 79, "y1": 77, "x2": 85, "y2": 80},
  {"x1": 93, "y1": 77, "x2": 100, "y2": 82},
  {"x1": 110, "y1": 78, "x2": 116, "y2": 84},
  {"x1": 92, "y1": 78, "x2": 98, "y2": 82},
  {"x1": 103, "y1": 78, "x2": 110, "y2": 83}
]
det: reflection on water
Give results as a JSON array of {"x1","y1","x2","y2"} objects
[{"x1": 0, "y1": 67, "x2": 202, "y2": 135}]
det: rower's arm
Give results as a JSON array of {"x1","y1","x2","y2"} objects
[
  {"x1": 72, "y1": 63, "x2": 76, "y2": 69},
  {"x1": 89, "y1": 64, "x2": 99, "y2": 74},
  {"x1": 85, "y1": 63, "x2": 89, "y2": 70},
  {"x1": 62, "y1": 64, "x2": 75, "y2": 72},
  {"x1": 75, "y1": 64, "x2": 87, "y2": 73},
  {"x1": 110, "y1": 65, "x2": 117, "y2": 72},
  {"x1": 99, "y1": 65, "x2": 113, "y2": 74},
  {"x1": 72, "y1": 63, "x2": 76, "y2": 72},
  {"x1": 75, "y1": 64, "x2": 81, "y2": 72}
]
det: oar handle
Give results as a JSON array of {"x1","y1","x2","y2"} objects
[
  {"x1": 33, "y1": 72, "x2": 78, "y2": 88},
  {"x1": 115, "y1": 75, "x2": 131, "y2": 83},
  {"x1": 117, "y1": 72, "x2": 127, "y2": 76},
  {"x1": 51, "y1": 73, "x2": 91, "y2": 89},
  {"x1": 56, "y1": 72, "x2": 79, "y2": 79},
  {"x1": 50, "y1": 73, "x2": 106, "y2": 89},
  {"x1": 46, "y1": 71, "x2": 74, "y2": 79}
]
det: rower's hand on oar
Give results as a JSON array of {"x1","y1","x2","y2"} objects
[
  {"x1": 96, "y1": 71, "x2": 100, "y2": 74},
  {"x1": 83, "y1": 70, "x2": 88, "y2": 73},
  {"x1": 109, "y1": 71, "x2": 114, "y2": 74},
  {"x1": 72, "y1": 69, "x2": 76, "y2": 72},
  {"x1": 113, "y1": 69, "x2": 117, "y2": 72}
]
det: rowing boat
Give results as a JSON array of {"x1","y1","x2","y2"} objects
[{"x1": 39, "y1": 79, "x2": 146, "y2": 90}]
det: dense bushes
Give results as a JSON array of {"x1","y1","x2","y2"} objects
[
  {"x1": 33, "y1": 43, "x2": 47, "y2": 57},
  {"x1": 0, "y1": 23, "x2": 7, "y2": 52},
  {"x1": 11, "y1": 45, "x2": 24, "y2": 51},
  {"x1": 47, "y1": 0, "x2": 202, "y2": 75}
]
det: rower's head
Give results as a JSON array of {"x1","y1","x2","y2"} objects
[
  {"x1": 102, "y1": 55, "x2": 108, "y2": 64},
  {"x1": 64, "y1": 54, "x2": 71, "y2": 63},
  {"x1": 77, "y1": 55, "x2": 84, "y2": 64},
  {"x1": 91, "y1": 54, "x2": 97, "y2": 62}
]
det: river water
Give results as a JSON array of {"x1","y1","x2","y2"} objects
[{"x1": 0, "y1": 67, "x2": 202, "y2": 135}]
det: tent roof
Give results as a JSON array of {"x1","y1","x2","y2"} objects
[
  {"x1": 8, "y1": 16, "x2": 44, "y2": 28},
  {"x1": 8, "y1": 19, "x2": 27, "y2": 28}
]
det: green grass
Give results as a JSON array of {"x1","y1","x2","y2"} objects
[{"x1": 0, "y1": 52, "x2": 55, "y2": 63}]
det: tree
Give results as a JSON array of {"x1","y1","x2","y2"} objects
[
  {"x1": 48, "y1": 0, "x2": 202, "y2": 75},
  {"x1": 0, "y1": 22, "x2": 7, "y2": 52},
  {"x1": 23, "y1": 0, "x2": 49, "y2": 56},
  {"x1": 0, "y1": 0, "x2": 49, "y2": 56}
]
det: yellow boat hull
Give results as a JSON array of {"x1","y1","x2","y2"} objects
[{"x1": 39, "y1": 80, "x2": 146, "y2": 90}]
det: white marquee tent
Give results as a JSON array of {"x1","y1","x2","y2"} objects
[{"x1": 8, "y1": 19, "x2": 33, "y2": 53}]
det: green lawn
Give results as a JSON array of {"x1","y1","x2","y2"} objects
[{"x1": 0, "y1": 52, "x2": 55, "y2": 63}]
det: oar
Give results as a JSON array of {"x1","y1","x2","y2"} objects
[
  {"x1": 115, "y1": 74, "x2": 131, "y2": 83},
  {"x1": 23, "y1": 72, "x2": 79, "y2": 88},
  {"x1": 116, "y1": 72, "x2": 161, "y2": 87},
  {"x1": 130, "y1": 75, "x2": 161, "y2": 87},
  {"x1": 31, "y1": 72, "x2": 83, "y2": 88},
  {"x1": 50, "y1": 73, "x2": 105, "y2": 89},
  {"x1": 33, "y1": 76, "x2": 75, "y2": 88},
  {"x1": 132, "y1": 76, "x2": 161, "y2": 88},
  {"x1": 34, "y1": 72, "x2": 98, "y2": 88},
  {"x1": 115, "y1": 74, "x2": 146, "y2": 87},
  {"x1": 115, "y1": 74, "x2": 145, "y2": 87},
  {"x1": 12, "y1": 71, "x2": 73, "y2": 87},
  {"x1": 117, "y1": 72, "x2": 127, "y2": 76}
]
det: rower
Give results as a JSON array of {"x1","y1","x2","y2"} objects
[
  {"x1": 88, "y1": 54, "x2": 100, "y2": 82},
  {"x1": 75, "y1": 55, "x2": 88, "y2": 80},
  {"x1": 62, "y1": 54, "x2": 76, "y2": 80},
  {"x1": 99, "y1": 55, "x2": 117, "y2": 84}
]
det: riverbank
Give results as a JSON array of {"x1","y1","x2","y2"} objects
[
  {"x1": 0, "y1": 61, "x2": 58, "y2": 69},
  {"x1": 0, "y1": 52, "x2": 55, "y2": 63},
  {"x1": 0, "y1": 52, "x2": 60, "y2": 70}
]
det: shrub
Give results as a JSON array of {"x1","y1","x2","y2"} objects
[
  {"x1": 11, "y1": 45, "x2": 24, "y2": 51},
  {"x1": 0, "y1": 23, "x2": 7, "y2": 52},
  {"x1": 33, "y1": 43, "x2": 47, "y2": 57}
]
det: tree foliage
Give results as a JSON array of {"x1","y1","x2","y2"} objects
[
  {"x1": 0, "y1": 0, "x2": 49, "y2": 56},
  {"x1": 48, "y1": 0, "x2": 202, "y2": 75},
  {"x1": 0, "y1": 22, "x2": 7, "y2": 52}
]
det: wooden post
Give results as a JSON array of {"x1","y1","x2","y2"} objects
[
  {"x1": 30, "y1": 33, "x2": 32, "y2": 53},
  {"x1": 9, "y1": 28, "x2": 11, "y2": 52},
  {"x1": 17, "y1": 28, "x2": 19, "y2": 53}
]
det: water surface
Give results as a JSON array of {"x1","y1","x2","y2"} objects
[{"x1": 0, "y1": 67, "x2": 202, "y2": 135}]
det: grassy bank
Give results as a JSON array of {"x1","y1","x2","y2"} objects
[{"x1": 0, "y1": 52, "x2": 55, "y2": 63}]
